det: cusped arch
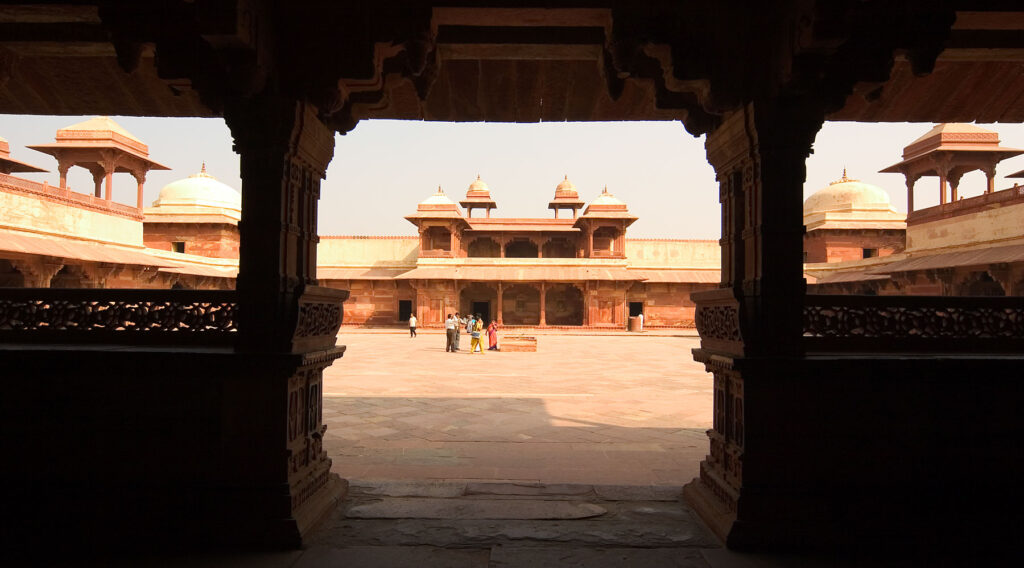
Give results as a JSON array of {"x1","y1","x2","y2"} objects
[{"x1": 467, "y1": 237, "x2": 501, "y2": 258}]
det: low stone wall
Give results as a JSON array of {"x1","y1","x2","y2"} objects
[{"x1": 501, "y1": 335, "x2": 537, "y2": 352}]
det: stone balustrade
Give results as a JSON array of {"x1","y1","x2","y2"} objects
[
  {"x1": 0, "y1": 172, "x2": 143, "y2": 220},
  {"x1": 0, "y1": 288, "x2": 238, "y2": 345}
]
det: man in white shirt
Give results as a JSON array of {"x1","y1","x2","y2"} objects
[
  {"x1": 409, "y1": 314, "x2": 417, "y2": 338},
  {"x1": 444, "y1": 314, "x2": 457, "y2": 352}
]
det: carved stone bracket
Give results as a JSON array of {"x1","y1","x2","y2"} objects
[{"x1": 289, "y1": 285, "x2": 350, "y2": 353}]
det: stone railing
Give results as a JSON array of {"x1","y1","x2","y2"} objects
[
  {"x1": 0, "y1": 172, "x2": 143, "y2": 221},
  {"x1": 0, "y1": 289, "x2": 237, "y2": 345},
  {"x1": 908, "y1": 185, "x2": 1024, "y2": 226},
  {"x1": 288, "y1": 285, "x2": 350, "y2": 353},
  {"x1": 692, "y1": 288, "x2": 743, "y2": 354},
  {"x1": 803, "y1": 294, "x2": 1024, "y2": 353}
]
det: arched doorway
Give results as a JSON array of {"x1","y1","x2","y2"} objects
[
  {"x1": 545, "y1": 284, "x2": 584, "y2": 325},
  {"x1": 542, "y1": 238, "x2": 575, "y2": 258},
  {"x1": 505, "y1": 239, "x2": 538, "y2": 258},
  {"x1": 459, "y1": 282, "x2": 498, "y2": 322},
  {"x1": 467, "y1": 237, "x2": 500, "y2": 257},
  {"x1": 501, "y1": 283, "x2": 540, "y2": 325},
  {"x1": 959, "y1": 271, "x2": 1006, "y2": 296}
]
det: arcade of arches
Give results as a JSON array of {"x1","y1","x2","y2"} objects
[{"x1": 2, "y1": 1, "x2": 1024, "y2": 558}]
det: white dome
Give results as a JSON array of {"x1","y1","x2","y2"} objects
[
  {"x1": 419, "y1": 186, "x2": 457, "y2": 206},
  {"x1": 804, "y1": 173, "x2": 892, "y2": 215},
  {"x1": 587, "y1": 186, "x2": 626, "y2": 207},
  {"x1": 153, "y1": 165, "x2": 241, "y2": 211}
]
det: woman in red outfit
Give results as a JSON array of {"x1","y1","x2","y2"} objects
[{"x1": 487, "y1": 321, "x2": 499, "y2": 350}]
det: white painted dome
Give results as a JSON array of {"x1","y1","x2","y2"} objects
[
  {"x1": 153, "y1": 164, "x2": 241, "y2": 211},
  {"x1": 419, "y1": 186, "x2": 457, "y2": 206},
  {"x1": 804, "y1": 172, "x2": 892, "y2": 215}
]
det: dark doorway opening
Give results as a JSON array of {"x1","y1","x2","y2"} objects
[
  {"x1": 398, "y1": 300, "x2": 413, "y2": 322},
  {"x1": 471, "y1": 301, "x2": 490, "y2": 322},
  {"x1": 629, "y1": 302, "x2": 644, "y2": 317}
]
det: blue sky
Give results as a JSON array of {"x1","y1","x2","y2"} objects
[{"x1": 4, "y1": 116, "x2": 1024, "y2": 239}]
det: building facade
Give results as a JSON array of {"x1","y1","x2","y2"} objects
[
  {"x1": 1, "y1": 120, "x2": 720, "y2": 328},
  {"x1": 804, "y1": 123, "x2": 1024, "y2": 297}
]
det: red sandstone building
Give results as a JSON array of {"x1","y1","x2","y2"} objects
[
  {"x1": 1, "y1": 119, "x2": 721, "y2": 328},
  {"x1": 804, "y1": 123, "x2": 1024, "y2": 296},
  {"x1": 319, "y1": 176, "x2": 721, "y2": 328}
]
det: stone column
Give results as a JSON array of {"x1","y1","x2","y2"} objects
[
  {"x1": 949, "y1": 170, "x2": 963, "y2": 202},
  {"x1": 57, "y1": 157, "x2": 72, "y2": 190},
  {"x1": 496, "y1": 281, "x2": 504, "y2": 325},
  {"x1": 226, "y1": 95, "x2": 347, "y2": 546},
  {"x1": 132, "y1": 170, "x2": 147, "y2": 209},
  {"x1": 79, "y1": 263, "x2": 118, "y2": 288},
  {"x1": 904, "y1": 173, "x2": 918, "y2": 214},
  {"x1": 685, "y1": 98, "x2": 823, "y2": 547},
  {"x1": 539, "y1": 282, "x2": 547, "y2": 326},
  {"x1": 983, "y1": 165, "x2": 996, "y2": 194}
]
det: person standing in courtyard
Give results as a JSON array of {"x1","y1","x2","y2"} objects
[
  {"x1": 470, "y1": 313, "x2": 484, "y2": 354},
  {"x1": 487, "y1": 320, "x2": 499, "y2": 351},
  {"x1": 453, "y1": 312, "x2": 463, "y2": 351},
  {"x1": 409, "y1": 313, "x2": 417, "y2": 338},
  {"x1": 444, "y1": 314, "x2": 456, "y2": 352}
]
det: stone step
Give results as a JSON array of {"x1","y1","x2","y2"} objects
[{"x1": 345, "y1": 498, "x2": 608, "y2": 520}]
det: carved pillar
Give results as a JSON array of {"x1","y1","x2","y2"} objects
[
  {"x1": 10, "y1": 259, "x2": 64, "y2": 288},
  {"x1": 948, "y1": 169, "x2": 964, "y2": 202},
  {"x1": 449, "y1": 223, "x2": 457, "y2": 256},
  {"x1": 539, "y1": 281, "x2": 547, "y2": 326},
  {"x1": 90, "y1": 168, "x2": 104, "y2": 198},
  {"x1": 496, "y1": 281, "x2": 504, "y2": 324},
  {"x1": 983, "y1": 165, "x2": 996, "y2": 194},
  {"x1": 226, "y1": 95, "x2": 347, "y2": 545},
  {"x1": 685, "y1": 98, "x2": 822, "y2": 546},
  {"x1": 100, "y1": 150, "x2": 119, "y2": 202},
  {"x1": 57, "y1": 156, "x2": 72, "y2": 190},
  {"x1": 132, "y1": 170, "x2": 147, "y2": 209},
  {"x1": 904, "y1": 173, "x2": 919, "y2": 214}
]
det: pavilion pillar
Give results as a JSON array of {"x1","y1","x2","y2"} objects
[
  {"x1": 90, "y1": 169, "x2": 103, "y2": 198},
  {"x1": 225, "y1": 94, "x2": 348, "y2": 547},
  {"x1": 984, "y1": 165, "x2": 996, "y2": 194},
  {"x1": 684, "y1": 98, "x2": 822, "y2": 549},
  {"x1": 938, "y1": 169, "x2": 949, "y2": 204},
  {"x1": 949, "y1": 170, "x2": 963, "y2": 202},
  {"x1": 496, "y1": 281, "x2": 504, "y2": 324},
  {"x1": 539, "y1": 281, "x2": 546, "y2": 326},
  {"x1": 57, "y1": 157, "x2": 71, "y2": 190},
  {"x1": 904, "y1": 173, "x2": 918, "y2": 214},
  {"x1": 132, "y1": 170, "x2": 146, "y2": 209}
]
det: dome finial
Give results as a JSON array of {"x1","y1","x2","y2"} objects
[
  {"x1": 830, "y1": 168, "x2": 859, "y2": 185},
  {"x1": 201, "y1": 161, "x2": 207, "y2": 174},
  {"x1": 602, "y1": 185, "x2": 610, "y2": 195}
]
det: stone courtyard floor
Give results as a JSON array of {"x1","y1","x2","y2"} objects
[{"x1": 324, "y1": 330, "x2": 713, "y2": 486}]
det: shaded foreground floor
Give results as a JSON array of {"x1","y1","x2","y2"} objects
[{"x1": 324, "y1": 332, "x2": 712, "y2": 485}]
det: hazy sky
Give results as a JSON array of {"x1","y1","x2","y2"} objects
[{"x1": 4, "y1": 115, "x2": 1024, "y2": 239}]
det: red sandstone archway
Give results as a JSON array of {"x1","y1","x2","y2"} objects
[
  {"x1": 467, "y1": 237, "x2": 501, "y2": 257},
  {"x1": 544, "y1": 283, "x2": 584, "y2": 325},
  {"x1": 459, "y1": 282, "x2": 498, "y2": 322},
  {"x1": 501, "y1": 283, "x2": 540, "y2": 325},
  {"x1": 505, "y1": 239, "x2": 539, "y2": 258},
  {"x1": 542, "y1": 238, "x2": 576, "y2": 258}
]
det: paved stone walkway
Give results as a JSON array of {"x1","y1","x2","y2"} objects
[{"x1": 324, "y1": 331, "x2": 712, "y2": 486}]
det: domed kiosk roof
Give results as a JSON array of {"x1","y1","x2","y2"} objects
[
  {"x1": 549, "y1": 175, "x2": 586, "y2": 211},
  {"x1": 804, "y1": 171, "x2": 893, "y2": 215},
  {"x1": 406, "y1": 186, "x2": 467, "y2": 225},
  {"x1": 460, "y1": 175, "x2": 497, "y2": 211},
  {"x1": 147, "y1": 164, "x2": 241, "y2": 223},
  {"x1": 803, "y1": 171, "x2": 905, "y2": 231}
]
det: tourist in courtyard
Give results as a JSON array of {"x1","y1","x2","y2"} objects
[
  {"x1": 487, "y1": 320, "x2": 499, "y2": 350},
  {"x1": 444, "y1": 314, "x2": 456, "y2": 352},
  {"x1": 409, "y1": 313, "x2": 417, "y2": 337},
  {"x1": 470, "y1": 313, "x2": 484, "y2": 353},
  {"x1": 453, "y1": 312, "x2": 463, "y2": 351}
]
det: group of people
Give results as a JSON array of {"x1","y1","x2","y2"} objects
[
  {"x1": 444, "y1": 313, "x2": 499, "y2": 353},
  {"x1": 407, "y1": 312, "x2": 500, "y2": 353}
]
